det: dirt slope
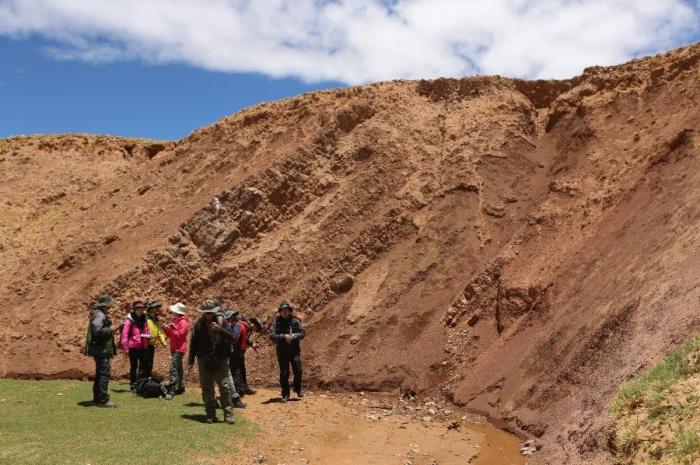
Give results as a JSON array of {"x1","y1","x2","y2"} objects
[{"x1": 1, "y1": 42, "x2": 699, "y2": 464}]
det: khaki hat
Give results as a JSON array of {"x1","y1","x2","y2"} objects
[
  {"x1": 95, "y1": 294, "x2": 114, "y2": 309},
  {"x1": 169, "y1": 302, "x2": 187, "y2": 316},
  {"x1": 199, "y1": 299, "x2": 221, "y2": 314}
]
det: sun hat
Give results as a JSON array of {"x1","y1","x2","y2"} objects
[
  {"x1": 132, "y1": 300, "x2": 146, "y2": 309},
  {"x1": 277, "y1": 301, "x2": 293, "y2": 312},
  {"x1": 199, "y1": 299, "x2": 221, "y2": 314},
  {"x1": 95, "y1": 294, "x2": 114, "y2": 309},
  {"x1": 146, "y1": 300, "x2": 162, "y2": 309},
  {"x1": 169, "y1": 302, "x2": 187, "y2": 316},
  {"x1": 223, "y1": 310, "x2": 240, "y2": 320}
]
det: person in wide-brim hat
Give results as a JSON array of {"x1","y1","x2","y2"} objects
[
  {"x1": 163, "y1": 302, "x2": 189, "y2": 395},
  {"x1": 189, "y1": 298, "x2": 237, "y2": 423}
]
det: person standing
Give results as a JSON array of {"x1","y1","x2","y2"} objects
[
  {"x1": 188, "y1": 299, "x2": 236, "y2": 424},
  {"x1": 270, "y1": 301, "x2": 305, "y2": 402},
  {"x1": 121, "y1": 300, "x2": 151, "y2": 390},
  {"x1": 230, "y1": 313, "x2": 263, "y2": 396},
  {"x1": 85, "y1": 294, "x2": 118, "y2": 408},
  {"x1": 162, "y1": 302, "x2": 189, "y2": 395},
  {"x1": 221, "y1": 310, "x2": 247, "y2": 408},
  {"x1": 144, "y1": 300, "x2": 167, "y2": 378}
]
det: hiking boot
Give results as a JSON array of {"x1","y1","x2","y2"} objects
[
  {"x1": 296, "y1": 390, "x2": 304, "y2": 399},
  {"x1": 96, "y1": 401, "x2": 117, "y2": 408},
  {"x1": 205, "y1": 417, "x2": 216, "y2": 424},
  {"x1": 233, "y1": 397, "x2": 247, "y2": 409},
  {"x1": 281, "y1": 395, "x2": 289, "y2": 403},
  {"x1": 224, "y1": 414, "x2": 235, "y2": 425}
]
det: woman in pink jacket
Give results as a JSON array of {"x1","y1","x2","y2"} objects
[
  {"x1": 162, "y1": 302, "x2": 189, "y2": 395},
  {"x1": 121, "y1": 300, "x2": 151, "y2": 390}
]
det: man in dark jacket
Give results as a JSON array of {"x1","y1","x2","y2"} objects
[
  {"x1": 86, "y1": 294, "x2": 117, "y2": 408},
  {"x1": 225, "y1": 311, "x2": 262, "y2": 397},
  {"x1": 187, "y1": 299, "x2": 236, "y2": 424},
  {"x1": 269, "y1": 301, "x2": 305, "y2": 402}
]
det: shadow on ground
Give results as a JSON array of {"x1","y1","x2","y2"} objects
[
  {"x1": 181, "y1": 413, "x2": 213, "y2": 423},
  {"x1": 261, "y1": 397, "x2": 300, "y2": 404}
]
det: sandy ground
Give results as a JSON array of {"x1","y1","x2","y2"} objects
[{"x1": 231, "y1": 389, "x2": 525, "y2": 465}]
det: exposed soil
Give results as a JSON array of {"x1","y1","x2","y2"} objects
[
  {"x1": 1, "y1": 42, "x2": 700, "y2": 464},
  {"x1": 234, "y1": 388, "x2": 525, "y2": 465}
]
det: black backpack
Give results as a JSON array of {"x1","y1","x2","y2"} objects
[{"x1": 134, "y1": 377, "x2": 171, "y2": 399}]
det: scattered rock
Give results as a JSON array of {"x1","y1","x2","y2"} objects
[
  {"x1": 136, "y1": 185, "x2": 151, "y2": 195},
  {"x1": 103, "y1": 233, "x2": 120, "y2": 245},
  {"x1": 520, "y1": 439, "x2": 541, "y2": 456},
  {"x1": 483, "y1": 203, "x2": 505, "y2": 218},
  {"x1": 330, "y1": 274, "x2": 354, "y2": 294}
]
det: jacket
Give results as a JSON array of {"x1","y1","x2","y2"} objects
[
  {"x1": 187, "y1": 315, "x2": 234, "y2": 366},
  {"x1": 269, "y1": 316, "x2": 305, "y2": 355},
  {"x1": 120, "y1": 313, "x2": 151, "y2": 352},
  {"x1": 86, "y1": 308, "x2": 117, "y2": 358},
  {"x1": 146, "y1": 315, "x2": 167, "y2": 347},
  {"x1": 163, "y1": 315, "x2": 189, "y2": 353}
]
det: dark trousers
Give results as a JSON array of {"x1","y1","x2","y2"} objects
[
  {"x1": 92, "y1": 356, "x2": 111, "y2": 404},
  {"x1": 144, "y1": 345, "x2": 155, "y2": 378},
  {"x1": 128, "y1": 348, "x2": 148, "y2": 386},
  {"x1": 277, "y1": 350, "x2": 302, "y2": 397},
  {"x1": 230, "y1": 349, "x2": 248, "y2": 393}
]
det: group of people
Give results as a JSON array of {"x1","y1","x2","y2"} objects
[{"x1": 85, "y1": 294, "x2": 305, "y2": 424}]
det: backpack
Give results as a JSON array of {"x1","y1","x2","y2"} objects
[
  {"x1": 134, "y1": 377, "x2": 172, "y2": 399},
  {"x1": 82, "y1": 320, "x2": 93, "y2": 356}
]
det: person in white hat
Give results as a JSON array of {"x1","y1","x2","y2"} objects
[{"x1": 162, "y1": 302, "x2": 189, "y2": 395}]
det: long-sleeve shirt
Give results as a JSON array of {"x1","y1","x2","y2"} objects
[
  {"x1": 146, "y1": 316, "x2": 168, "y2": 347},
  {"x1": 163, "y1": 315, "x2": 189, "y2": 353}
]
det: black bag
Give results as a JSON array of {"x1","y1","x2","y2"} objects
[{"x1": 135, "y1": 377, "x2": 170, "y2": 399}]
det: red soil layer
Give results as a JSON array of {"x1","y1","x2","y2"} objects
[{"x1": 1, "y1": 42, "x2": 699, "y2": 464}]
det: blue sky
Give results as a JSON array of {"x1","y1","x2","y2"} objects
[
  {"x1": 1, "y1": 1, "x2": 699, "y2": 141},
  {"x1": 0, "y1": 37, "x2": 341, "y2": 140}
]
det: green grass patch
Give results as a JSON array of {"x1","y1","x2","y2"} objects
[
  {"x1": 672, "y1": 428, "x2": 700, "y2": 464},
  {"x1": 0, "y1": 379, "x2": 256, "y2": 465},
  {"x1": 611, "y1": 334, "x2": 700, "y2": 464},
  {"x1": 611, "y1": 335, "x2": 700, "y2": 419}
]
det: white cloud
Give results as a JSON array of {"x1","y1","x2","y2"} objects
[{"x1": 0, "y1": 0, "x2": 698, "y2": 84}]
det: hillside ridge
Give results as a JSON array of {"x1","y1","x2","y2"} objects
[{"x1": 1, "y1": 41, "x2": 699, "y2": 465}]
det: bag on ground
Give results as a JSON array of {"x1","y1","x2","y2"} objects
[{"x1": 134, "y1": 377, "x2": 172, "y2": 399}]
